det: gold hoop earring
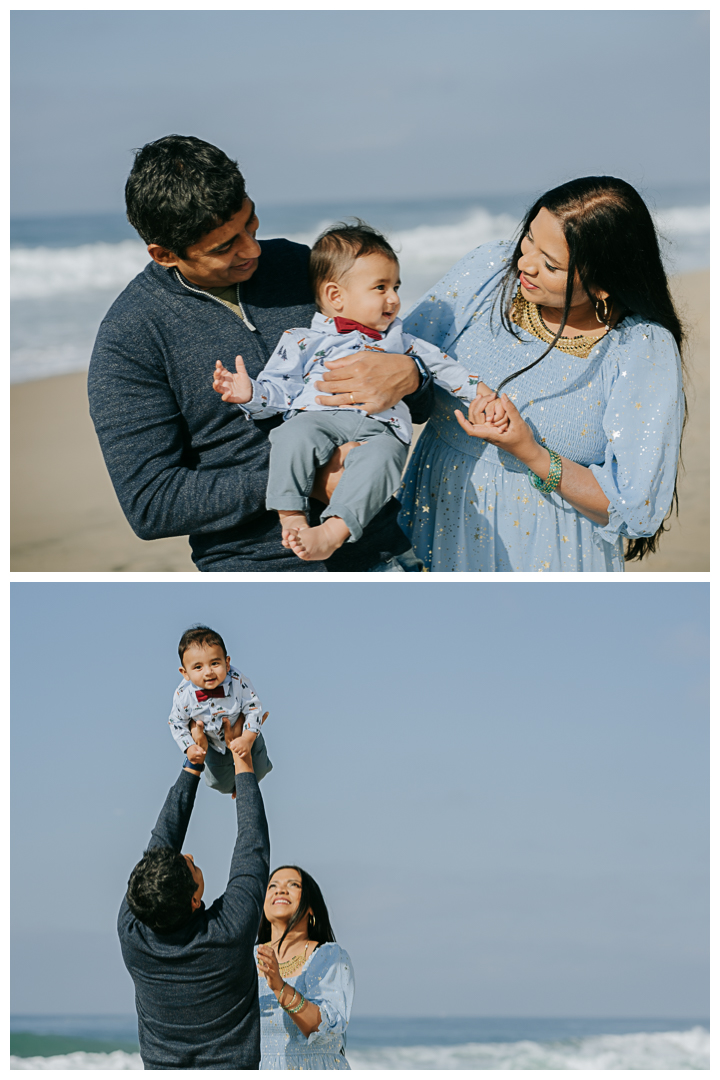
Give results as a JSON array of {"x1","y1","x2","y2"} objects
[
  {"x1": 595, "y1": 297, "x2": 610, "y2": 327},
  {"x1": 309, "y1": 913, "x2": 315, "y2": 928}
]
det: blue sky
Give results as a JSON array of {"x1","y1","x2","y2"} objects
[
  {"x1": 11, "y1": 582, "x2": 708, "y2": 1018},
  {"x1": 11, "y1": 10, "x2": 709, "y2": 216}
]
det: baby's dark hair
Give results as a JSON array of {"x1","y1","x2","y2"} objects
[
  {"x1": 178, "y1": 625, "x2": 228, "y2": 665},
  {"x1": 309, "y1": 219, "x2": 398, "y2": 303}
]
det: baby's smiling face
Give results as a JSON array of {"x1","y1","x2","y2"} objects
[
  {"x1": 322, "y1": 252, "x2": 401, "y2": 332},
  {"x1": 179, "y1": 642, "x2": 230, "y2": 690}
]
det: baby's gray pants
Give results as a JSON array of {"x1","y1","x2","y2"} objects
[
  {"x1": 266, "y1": 411, "x2": 409, "y2": 542},
  {"x1": 204, "y1": 733, "x2": 273, "y2": 793}
]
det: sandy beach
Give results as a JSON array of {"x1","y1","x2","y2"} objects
[{"x1": 11, "y1": 270, "x2": 708, "y2": 573}]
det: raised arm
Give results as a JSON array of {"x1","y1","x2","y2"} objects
[
  {"x1": 214, "y1": 717, "x2": 270, "y2": 939},
  {"x1": 146, "y1": 768, "x2": 201, "y2": 854}
]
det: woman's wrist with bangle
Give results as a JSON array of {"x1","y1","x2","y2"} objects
[{"x1": 521, "y1": 443, "x2": 551, "y2": 477}]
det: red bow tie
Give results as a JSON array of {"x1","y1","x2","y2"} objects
[
  {"x1": 195, "y1": 685, "x2": 226, "y2": 702},
  {"x1": 334, "y1": 317, "x2": 382, "y2": 341}
]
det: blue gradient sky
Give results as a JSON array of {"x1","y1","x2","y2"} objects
[
  {"x1": 11, "y1": 582, "x2": 708, "y2": 1017},
  {"x1": 11, "y1": 10, "x2": 709, "y2": 216}
]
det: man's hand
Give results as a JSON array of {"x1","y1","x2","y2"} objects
[
  {"x1": 309, "y1": 441, "x2": 362, "y2": 505},
  {"x1": 313, "y1": 351, "x2": 420, "y2": 413},
  {"x1": 186, "y1": 743, "x2": 207, "y2": 765},
  {"x1": 213, "y1": 356, "x2": 253, "y2": 404},
  {"x1": 222, "y1": 716, "x2": 255, "y2": 775}
]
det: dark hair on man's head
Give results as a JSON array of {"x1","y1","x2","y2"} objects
[
  {"x1": 309, "y1": 220, "x2": 398, "y2": 302},
  {"x1": 258, "y1": 866, "x2": 337, "y2": 950},
  {"x1": 125, "y1": 134, "x2": 248, "y2": 258},
  {"x1": 178, "y1": 626, "x2": 228, "y2": 665},
  {"x1": 126, "y1": 847, "x2": 197, "y2": 934},
  {"x1": 494, "y1": 175, "x2": 687, "y2": 563}
]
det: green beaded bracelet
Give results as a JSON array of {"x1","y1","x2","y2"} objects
[
  {"x1": 528, "y1": 448, "x2": 563, "y2": 494},
  {"x1": 285, "y1": 993, "x2": 306, "y2": 1015}
]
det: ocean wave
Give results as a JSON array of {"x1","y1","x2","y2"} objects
[
  {"x1": 10, "y1": 204, "x2": 709, "y2": 302},
  {"x1": 346, "y1": 1026, "x2": 710, "y2": 1069},
  {"x1": 10, "y1": 240, "x2": 149, "y2": 300},
  {"x1": 9, "y1": 1027, "x2": 709, "y2": 1070},
  {"x1": 10, "y1": 1050, "x2": 142, "y2": 1069}
]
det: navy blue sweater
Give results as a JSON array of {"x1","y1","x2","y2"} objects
[
  {"x1": 88, "y1": 240, "x2": 434, "y2": 571},
  {"x1": 118, "y1": 769, "x2": 269, "y2": 1069}
]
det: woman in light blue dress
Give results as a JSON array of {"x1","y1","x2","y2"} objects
[
  {"x1": 255, "y1": 865, "x2": 354, "y2": 1069},
  {"x1": 398, "y1": 177, "x2": 686, "y2": 571}
]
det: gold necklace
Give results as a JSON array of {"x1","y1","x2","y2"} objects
[
  {"x1": 511, "y1": 292, "x2": 610, "y2": 359},
  {"x1": 269, "y1": 941, "x2": 310, "y2": 978}
]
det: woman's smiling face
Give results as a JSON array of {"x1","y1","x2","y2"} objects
[
  {"x1": 517, "y1": 206, "x2": 590, "y2": 312},
  {"x1": 264, "y1": 868, "x2": 304, "y2": 922}
]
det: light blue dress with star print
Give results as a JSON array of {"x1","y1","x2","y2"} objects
[
  {"x1": 257, "y1": 942, "x2": 354, "y2": 1070},
  {"x1": 398, "y1": 240, "x2": 684, "y2": 572}
]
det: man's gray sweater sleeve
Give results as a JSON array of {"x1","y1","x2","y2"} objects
[
  {"x1": 88, "y1": 318, "x2": 269, "y2": 540},
  {"x1": 146, "y1": 767, "x2": 201, "y2": 853},
  {"x1": 214, "y1": 772, "x2": 270, "y2": 937}
]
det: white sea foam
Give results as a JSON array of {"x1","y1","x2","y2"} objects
[
  {"x1": 10, "y1": 1050, "x2": 143, "y2": 1069},
  {"x1": 9, "y1": 1027, "x2": 710, "y2": 1070},
  {"x1": 10, "y1": 240, "x2": 149, "y2": 300},
  {"x1": 9, "y1": 203, "x2": 710, "y2": 382},
  {"x1": 10, "y1": 204, "x2": 709, "y2": 303},
  {"x1": 348, "y1": 1026, "x2": 711, "y2": 1069}
]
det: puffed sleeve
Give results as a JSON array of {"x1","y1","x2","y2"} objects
[
  {"x1": 403, "y1": 240, "x2": 511, "y2": 354},
  {"x1": 589, "y1": 321, "x2": 684, "y2": 544},
  {"x1": 304, "y1": 944, "x2": 355, "y2": 1045}
]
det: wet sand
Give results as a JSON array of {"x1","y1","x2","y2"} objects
[{"x1": 10, "y1": 270, "x2": 708, "y2": 573}]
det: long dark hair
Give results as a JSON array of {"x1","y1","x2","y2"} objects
[
  {"x1": 257, "y1": 866, "x2": 337, "y2": 950},
  {"x1": 494, "y1": 176, "x2": 686, "y2": 562}
]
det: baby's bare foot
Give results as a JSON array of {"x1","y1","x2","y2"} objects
[
  {"x1": 277, "y1": 510, "x2": 309, "y2": 548},
  {"x1": 288, "y1": 518, "x2": 352, "y2": 561}
]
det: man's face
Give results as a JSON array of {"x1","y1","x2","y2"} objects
[
  {"x1": 179, "y1": 642, "x2": 230, "y2": 690},
  {"x1": 183, "y1": 854, "x2": 204, "y2": 908},
  {"x1": 148, "y1": 197, "x2": 261, "y2": 289}
]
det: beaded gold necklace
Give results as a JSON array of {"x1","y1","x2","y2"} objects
[
  {"x1": 511, "y1": 292, "x2": 610, "y2": 359},
  {"x1": 269, "y1": 940, "x2": 310, "y2": 978}
]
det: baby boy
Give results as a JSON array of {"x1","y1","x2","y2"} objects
[
  {"x1": 169, "y1": 625, "x2": 272, "y2": 792},
  {"x1": 213, "y1": 220, "x2": 507, "y2": 562}
]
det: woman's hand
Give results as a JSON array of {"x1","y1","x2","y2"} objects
[
  {"x1": 456, "y1": 394, "x2": 611, "y2": 525},
  {"x1": 257, "y1": 945, "x2": 283, "y2": 994},
  {"x1": 313, "y1": 351, "x2": 420, "y2": 413},
  {"x1": 258, "y1": 946, "x2": 323, "y2": 1037},
  {"x1": 455, "y1": 393, "x2": 540, "y2": 465}
]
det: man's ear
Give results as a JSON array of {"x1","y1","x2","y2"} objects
[
  {"x1": 147, "y1": 243, "x2": 181, "y2": 269},
  {"x1": 191, "y1": 895, "x2": 202, "y2": 912}
]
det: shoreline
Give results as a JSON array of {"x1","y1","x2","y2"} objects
[{"x1": 11, "y1": 270, "x2": 708, "y2": 573}]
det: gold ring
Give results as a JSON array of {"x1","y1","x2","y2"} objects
[{"x1": 350, "y1": 393, "x2": 355, "y2": 404}]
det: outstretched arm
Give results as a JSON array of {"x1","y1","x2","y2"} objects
[
  {"x1": 146, "y1": 768, "x2": 201, "y2": 854},
  {"x1": 216, "y1": 717, "x2": 270, "y2": 941}
]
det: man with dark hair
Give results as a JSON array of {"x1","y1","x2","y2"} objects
[
  {"x1": 118, "y1": 715, "x2": 269, "y2": 1069},
  {"x1": 88, "y1": 134, "x2": 433, "y2": 571}
]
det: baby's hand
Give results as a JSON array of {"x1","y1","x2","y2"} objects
[
  {"x1": 213, "y1": 356, "x2": 253, "y2": 404},
  {"x1": 472, "y1": 382, "x2": 509, "y2": 432}
]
